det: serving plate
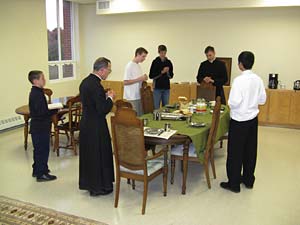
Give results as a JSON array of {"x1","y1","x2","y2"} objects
[
  {"x1": 189, "y1": 122, "x2": 206, "y2": 128},
  {"x1": 144, "y1": 128, "x2": 164, "y2": 135}
]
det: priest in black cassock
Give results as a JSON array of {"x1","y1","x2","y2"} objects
[
  {"x1": 79, "y1": 57, "x2": 116, "y2": 196},
  {"x1": 197, "y1": 46, "x2": 228, "y2": 104}
]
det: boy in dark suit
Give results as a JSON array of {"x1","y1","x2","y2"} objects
[{"x1": 28, "y1": 70, "x2": 57, "y2": 182}]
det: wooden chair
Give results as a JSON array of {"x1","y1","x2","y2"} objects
[
  {"x1": 42, "y1": 88, "x2": 69, "y2": 146},
  {"x1": 115, "y1": 99, "x2": 133, "y2": 110},
  {"x1": 197, "y1": 82, "x2": 216, "y2": 101},
  {"x1": 115, "y1": 99, "x2": 133, "y2": 184},
  {"x1": 170, "y1": 96, "x2": 222, "y2": 189},
  {"x1": 43, "y1": 88, "x2": 53, "y2": 103},
  {"x1": 111, "y1": 107, "x2": 168, "y2": 215},
  {"x1": 140, "y1": 81, "x2": 154, "y2": 114},
  {"x1": 219, "y1": 133, "x2": 228, "y2": 148},
  {"x1": 56, "y1": 95, "x2": 81, "y2": 156}
]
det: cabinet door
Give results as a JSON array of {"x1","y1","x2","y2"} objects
[
  {"x1": 169, "y1": 83, "x2": 191, "y2": 104},
  {"x1": 268, "y1": 90, "x2": 291, "y2": 124},
  {"x1": 102, "y1": 80, "x2": 124, "y2": 100},
  {"x1": 289, "y1": 91, "x2": 300, "y2": 125},
  {"x1": 223, "y1": 86, "x2": 231, "y2": 105},
  {"x1": 258, "y1": 89, "x2": 269, "y2": 123}
]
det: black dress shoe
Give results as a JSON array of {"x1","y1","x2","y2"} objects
[
  {"x1": 240, "y1": 179, "x2": 254, "y2": 189},
  {"x1": 90, "y1": 189, "x2": 113, "y2": 196},
  {"x1": 32, "y1": 169, "x2": 51, "y2": 178},
  {"x1": 220, "y1": 182, "x2": 240, "y2": 193},
  {"x1": 36, "y1": 174, "x2": 57, "y2": 182},
  {"x1": 243, "y1": 182, "x2": 253, "y2": 189}
]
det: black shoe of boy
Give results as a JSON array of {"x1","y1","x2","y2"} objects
[{"x1": 36, "y1": 174, "x2": 57, "y2": 182}]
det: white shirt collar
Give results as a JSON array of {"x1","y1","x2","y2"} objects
[
  {"x1": 241, "y1": 70, "x2": 253, "y2": 75},
  {"x1": 208, "y1": 58, "x2": 216, "y2": 63}
]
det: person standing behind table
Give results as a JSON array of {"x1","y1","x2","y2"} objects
[
  {"x1": 123, "y1": 47, "x2": 149, "y2": 116},
  {"x1": 79, "y1": 57, "x2": 116, "y2": 196},
  {"x1": 220, "y1": 51, "x2": 266, "y2": 193},
  {"x1": 149, "y1": 45, "x2": 174, "y2": 109},
  {"x1": 28, "y1": 70, "x2": 57, "y2": 182},
  {"x1": 197, "y1": 46, "x2": 228, "y2": 104}
]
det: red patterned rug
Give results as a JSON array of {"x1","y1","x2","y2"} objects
[{"x1": 0, "y1": 196, "x2": 107, "y2": 225}]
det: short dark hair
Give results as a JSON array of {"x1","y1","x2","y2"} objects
[
  {"x1": 204, "y1": 46, "x2": 215, "y2": 54},
  {"x1": 135, "y1": 47, "x2": 148, "y2": 56},
  {"x1": 93, "y1": 57, "x2": 111, "y2": 71},
  {"x1": 158, "y1": 45, "x2": 167, "y2": 52},
  {"x1": 28, "y1": 70, "x2": 43, "y2": 84},
  {"x1": 238, "y1": 51, "x2": 255, "y2": 70}
]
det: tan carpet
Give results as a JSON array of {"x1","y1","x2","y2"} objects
[{"x1": 0, "y1": 196, "x2": 107, "y2": 225}]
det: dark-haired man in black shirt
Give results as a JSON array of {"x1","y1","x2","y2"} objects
[
  {"x1": 197, "y1": 46, "x2": 228, "y2": 104},
  {"x1": 28, "y1": 70, "x2": 57, "y2": 182},
  {"x1": 150, "y1": 45, "x2": 174, "y2": 109}
]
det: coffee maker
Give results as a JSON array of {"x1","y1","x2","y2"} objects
[{"x1": 268, "y1": 74, "x2": 278, "y2": 89}]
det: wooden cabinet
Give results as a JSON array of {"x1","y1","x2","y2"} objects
[
  {"x1": 258, "y1": 92, "x2": 270, "y2": 124},
  {"x1": 100, "y1": 80, "x2": 300, "y2": 128},
  {"x1": 268, "y1": 90, "x2": 291, "y2": 124},
  {"x1": 224, "y1": 87, "x2": 299, "y2": 127},
  {"x1": 289, "y1": 91, "x2": 300, "y2": 125}
]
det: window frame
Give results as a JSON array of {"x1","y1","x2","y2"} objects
[{"x1": 47, "y1": 0, "x2": 78, "y2": 83}]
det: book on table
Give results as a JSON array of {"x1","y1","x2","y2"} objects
[{"x1": 48, "y1": 103, "x2": 64, "y2": 110}]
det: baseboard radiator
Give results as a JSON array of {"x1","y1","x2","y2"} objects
[{"x1": 0, "y1": 116, "x2": 24, "y2": 131}]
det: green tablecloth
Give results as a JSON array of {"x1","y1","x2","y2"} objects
[{"x1": 140, "y1": 106, "x2": 230, "y2": 162}]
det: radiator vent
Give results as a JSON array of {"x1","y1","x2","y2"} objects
[
  {"x1": 97, "y1": 0, "x2": 110, "y2": 10},
  {"x1": 0, "y1": 116, "x2": 24, "y2": 131}
]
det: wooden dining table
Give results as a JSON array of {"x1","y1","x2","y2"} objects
[
  {"x1": 15, "y1": 96, "x2": 74, "y2": 150},
  {"x1": 144, "y1": 134, "x2": 191, "y2": 195},
  {"x1": 141, "y1": 107, "x2": 230, "y2": 195}
]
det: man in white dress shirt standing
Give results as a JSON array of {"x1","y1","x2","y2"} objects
[
  {"x1": 123, "y1": 47, "x2": 148, "y2": 116},
  {"x1": 220, "y1": 51, "x2": 266, "y2": 193}
]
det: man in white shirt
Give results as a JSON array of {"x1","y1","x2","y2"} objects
[
  {"x1": 220, "y1": 51, "x2": 266, "y2": 193},
  {"x1": 123, "y1": 47, "x2": 148, "y2": 116}
]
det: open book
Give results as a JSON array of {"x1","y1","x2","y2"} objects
[{"x1": 48, "y1": 103, "x2": 64, "y2": 110}]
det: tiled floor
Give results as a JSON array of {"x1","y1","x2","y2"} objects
[{"x1": 0, "y1": 124, "x2": 299, "y2": 225}]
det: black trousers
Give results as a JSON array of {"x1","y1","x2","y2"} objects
[
  {"x1": 31, "y1": 132, "x2": 50, "y2": 177},
  {"x1": 226, "y1": 117, "x2": 258, "y2": 188}
]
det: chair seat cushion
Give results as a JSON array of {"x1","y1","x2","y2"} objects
[
  {"x1": 171, "y1": 144, "x2": 197, "y2": 157},
  {"x1": 120, "y1": 159, "x2": 164, "y2": 176},
  {"x1": 57, "y1": 122, "x2": 79, "y2": 131}
]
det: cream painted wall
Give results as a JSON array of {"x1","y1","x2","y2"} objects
[
  {"x1": 79, "y1": 5, "x2": 300, "y2": 89},
  {"x1": 0, "y1": 0, "x2": 80, "y2": 121}
]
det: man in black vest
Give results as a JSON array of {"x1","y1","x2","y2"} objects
[{"x1": 197, "y1": 46, "x2": 228, "y2": 104}]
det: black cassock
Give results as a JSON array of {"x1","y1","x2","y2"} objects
[{"x1": 79, "y1": 74, "x2": 114, "y2": 192}]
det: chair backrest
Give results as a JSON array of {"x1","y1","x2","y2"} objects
[
  {"x1": 115, "y1": 99, "x2": 133, "y2": 110},
  {"x1": 140, "y1": 81, "x2": 154, "y2": 114},
  {"x1": 43, "y1": 88, "x2": 53, "y2": 104},
  {"x1": 197, "y1": 82, "x2": 216, "y2": 101},
  {"x1": 204, "y1": 96, "x2": 221, "y2": 157},
  {"x1": 66, "y1": 95, "x2": 81, "y2": 131},
  {"x1": 111, "y1": 107, "x2": 147, "y2": 171}
]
